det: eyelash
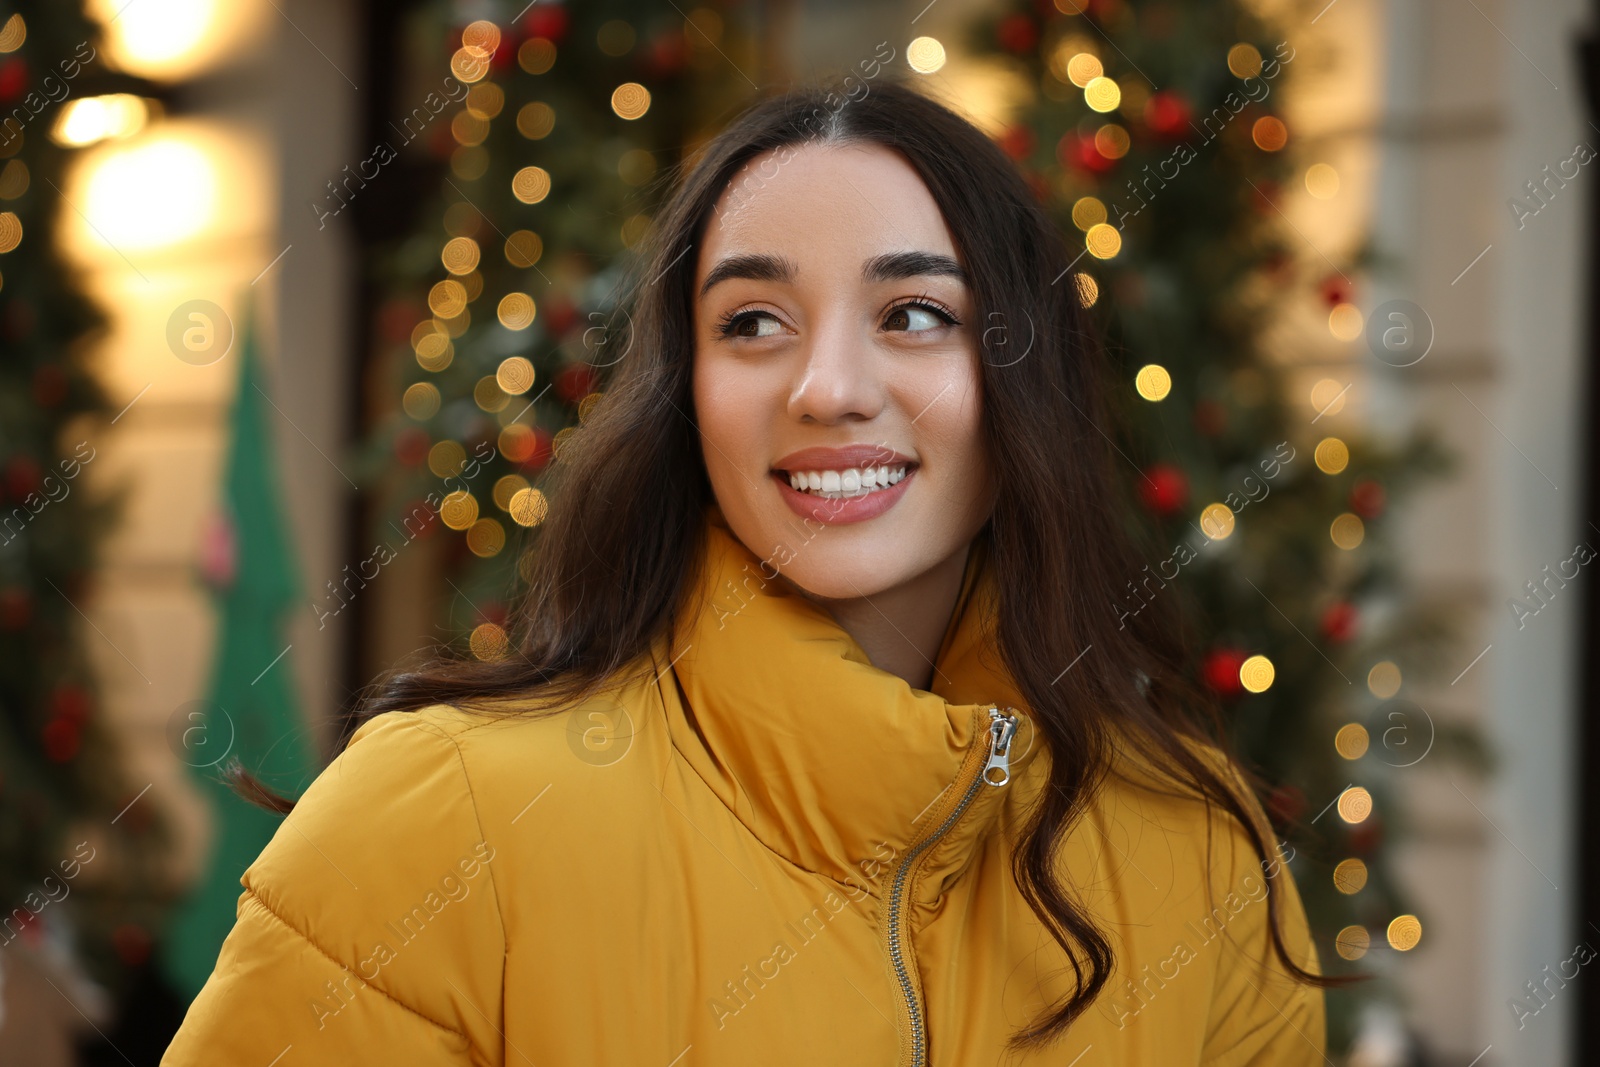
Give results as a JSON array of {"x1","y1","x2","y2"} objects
[{"x1": 714, "y1": 293, "x2": 964, "y2": 338}]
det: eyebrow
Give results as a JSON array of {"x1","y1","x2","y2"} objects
[{"x1": 697, "y1": 250, "x2": 968, "y2": 299}]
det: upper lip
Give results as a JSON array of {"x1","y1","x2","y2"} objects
[{"x1": 770, "y1": 445, "x2": 917, "y2": 473}]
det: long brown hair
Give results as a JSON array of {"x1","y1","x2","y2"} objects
[{"x1": 232, "y1": 78, "x2": 1352, "y2": 1049}]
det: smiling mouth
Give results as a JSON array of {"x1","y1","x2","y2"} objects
[{"x1": 773, "y1": 463, "x2": 915, "y2": 499}]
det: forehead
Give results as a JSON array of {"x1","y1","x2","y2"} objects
[{"x1": 697, "y1": 142, "x2": 959, "y2": 280}]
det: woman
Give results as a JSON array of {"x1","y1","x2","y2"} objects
[{"x1": 162, "y1": 80, "x2": 1331, "y2": 1065}]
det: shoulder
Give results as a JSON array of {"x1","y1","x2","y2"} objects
[
  {"x1": 340, "y1": 656, "x2": 677, "y2": 830},
  {"x1": 1073, "y1": 730, "x2": 1326, "y2": 1061}
]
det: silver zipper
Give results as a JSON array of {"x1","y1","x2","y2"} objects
[{"x1": 885, "y1": 706, "x2": 1019, "y2": 1067}]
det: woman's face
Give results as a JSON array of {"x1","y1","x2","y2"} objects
[{"x1": 691, "y1": 141, "x2": 996, "y2": 601}]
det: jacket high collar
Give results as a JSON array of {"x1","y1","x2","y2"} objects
[{"x1": 664, "y1": 503, "x2": 1040, "y2": 901}]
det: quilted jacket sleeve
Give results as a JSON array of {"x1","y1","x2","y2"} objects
[
  {"x1": 161, "y1": 710, "x2": 507, "y2": 1067},
  {"x1": 1199, "y1": 775, "x2": 1327, "y2": 1067}
]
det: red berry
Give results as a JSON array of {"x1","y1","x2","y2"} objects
[
  {"x1": 113, "y1": 924, "x2": 154, "y2": 968},
  {"x1": 1320, "y1": 601, "x2": 1358, "y2": 643},
  {"x1": 522, "y1": 6, "x2": 569, "y2": 42},
  {"x1": 0, "y1": 587, "x2": 31, "y2": 630},
  {"x1": 1203, "y1": 648, "x2": 1247, "y2": 696},
  {"x1": 520, "y1": 427, "x2": 555, "y2": 472},
  {"x1": 1267, "y1": 784, "x2": 1307, "y2": 825},
  {"x1": 52, "y1": 685, "x2": 92, "y2": 725},
  {"x1": 553, "y1": 363, "x2": 598, "y2": 404},
  {"x1": 1143, "y1": 91, "x2": 1192, "y2": 138},
  {"x1": 42, "y1": 718, "x2": 82, "y2": 762},
  {"x1": 998, "y1": 125, "x2": 1035, "y2": 161},
  {"x1": 32, "y1": 365, "x2": 68, "y2": 408},
  {"x1": 1139, "y1": 464, "x2": 1188, "y2": 515},
  {"x1": 997, "y1": 14, "x2": 1038, "y2": 54},
  {"x1": 394, "y1": 427, "x2": 431, "y2": 467},
  {"x1": 1350, "y1": 479, "x2": 1385, "y2": 519},
  {"x1": 1193, "y1": 400, "x2": 1226, "y2": 437},
  {"x1": 1321, "y1": 276, "x2": 1353, "y2": 307}
]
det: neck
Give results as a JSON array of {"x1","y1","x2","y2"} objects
[{"x1": 783, "y1": 540, "x2": 973, "y2": 693}]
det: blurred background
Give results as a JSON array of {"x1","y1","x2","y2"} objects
[{"x1": 0, "y1": 0, "x2": 1594, "y2": 1063}]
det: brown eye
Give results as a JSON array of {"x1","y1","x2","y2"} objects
[
  {"x1": 717, "y1": 309, "x2": 785, "y2": 338},
  {"x1": 884, "y1": 301, "x2": 958, "y2": 332}
]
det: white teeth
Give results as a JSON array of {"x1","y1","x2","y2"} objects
[{"x1": 781, "y1": 464, "x2": 910, "y2": 499}]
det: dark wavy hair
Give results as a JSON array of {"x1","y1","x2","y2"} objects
[{"x1": 231, "y1": 77, "x2": 1351, "y2": 1051}]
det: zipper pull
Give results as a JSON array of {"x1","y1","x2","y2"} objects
[{"x1": 982, "y1": 707, "x2": 1019, "y2": 787}]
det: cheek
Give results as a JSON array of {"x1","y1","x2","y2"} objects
[
  {"x1": 693, "y1": 356, "x2": 765, "y2": 475},
  {"x1": 913, "y1": 360, "x2": 987, "y2": 485}
]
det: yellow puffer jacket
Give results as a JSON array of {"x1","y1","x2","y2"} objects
[{"x1": 162, "y1": 504, "x2": 1324, "y2": 1065}]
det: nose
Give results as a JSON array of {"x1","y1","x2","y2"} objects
[{"x1": 785, "y1": 317, "x2": 885, "y2": 425}]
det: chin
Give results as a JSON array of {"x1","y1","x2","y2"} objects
[{"x1": 772, "y1": 552, "x2": 918, "y2": 603}]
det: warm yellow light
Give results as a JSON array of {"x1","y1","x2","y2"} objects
[
  {"x1": 1329, "y1": 302, "x2": 1363, "y2": 340},
  {"x1": 428, "y1": 441, "x2": 467, "y2": 478},
  {"x1": 551, "y1": 425, "x2": 577, "y2": 459},
  {"x1": 1200, "y1": 502, "x2": 1235, "y2": 540},
  {"x1": 1239, "y1": 655, "x2": 1274, "y2": 693},
  {"x1": 1367, "y1": 660, "x2": 1401, "y2": 699},
  {"x1": 475, "y1": 375, "x2": 511, "y2": 413},
  {"x1": 497, "y1": 293, "x2": 537, "y2": 330},
  {"x1": 467, "y1": 517, "x2": 506, "y2": 558},
  {"x1": 1331, "y1": 512, "x2": 1365, "y2": 550},
  {"x1": 402, "y1": 382, "x2": 441, "y2": 420},
  {"x1": 1071, "y1": 196, "x2": 1106, "y2": 231},
  {"x1": 497, "y1": 356, "x2": 536, "y2": 394},
  {"x1": 0, "y1": 14, "x2": 25, "y2": 54},
  {"x1": 1306, "y1": 163, "x2": 1340, "y2": 199},
  {"x1": 90, "y1": 0, "x2": 220, "y2": 77},
  {"x1": 519, "y1": 39, "x2": 556, "y2": 75},
  {"x1": 51, "y1": 95, "x2": 150, "y2": 148},
  {"x1": 1084, "y1": 76, "x2": 1121, "y2": 112},
  {"x1": 1252, "y1": 116, "x2": 1288, "y2": 151},
  {"x1": 512, "y1": 166, "x2": 552, "y2": 204},
  {"x1": 1314, "y1": 437, "x2": 1349, "y2": 474},
  {"x1": 509, "y1": 487, "x2": 549, "y2": 527},
  {"x1": 1135, "y1": 364, "x2": 1171, "y2": 401},
  {"x1": 611, "y1": 83, "x2": 651, "y2": 120},
  {"x1": 908, "y1": 37, "x2": 946, "y2": 74},
  {"x1": 470, "y1": 622, "x2": 510, "y2": 661},
  {"x1": 441, "y1": 236, "x2": 480, "y2": 275},
  {"x1": 517, "y1": 102, "x2": 556, "y2": 140},
  {"x1": 452, "y1": 47, "x2": 490, "y2": 83},
  {"x1": 1334, "y1": 723, "x2": 1369, "y2": 760},
  {"x1": 1073, "y1": 273, "x2": 1099, "y2": 308},
  {"x1": 1310, "y1": 377, "x2": 1347, "y2": 417},
  {"x1": 461, "y1": 20, "x2": 501, "y2": 57},
  {"x1": 1094, "y1": 124, "x2": 1130, "y2": 159},
  {"x1": 1085, "y1": 222, "x2": 1121, "y2": 259},
  {"x1": 439, "y1": 490, "x2": 479, "y2": 530},
  {"x1": 1333, "y1": 858, "x2": 1368, "y2": 894},
  {"x1": 1336, "y1": 786, "x2": 1372, "y2": 824},
  {"x1": 1227, "y1": 43, "x2": 1263, "y2": 78},
  {"x1": 81, "y1": 137, "x2": 215, "y2": 250},
  {"x1": 493, "y1": 474, "x2": 530, "y2": 511},
  {"x1": 505, "y1": 230, "x2": 543, "y2": 268},
  {"x1": 1387, "y1": 914, "x2": 1422, "y2": 951},
  {"x1": 1066, "y1": 52, "x2": 1102, "y2": 87},
  {"x1": 499, "y1": 425, "x2": 536, "y2": 462},
  {"x1": 428, "y1": 279, "x2": 468, "y2": 318},
  {"x1": 1335, "y1": 925, "x2": 1370, "y2": 960}
]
